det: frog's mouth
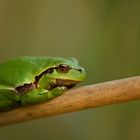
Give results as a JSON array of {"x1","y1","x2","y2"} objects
[{"x1": 55, "y1": 79, "x2": 81, "y2": 89}]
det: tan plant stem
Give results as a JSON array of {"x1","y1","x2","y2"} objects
[{"x1": 0, "y1": 76, "x2": 140, "y2": 126}]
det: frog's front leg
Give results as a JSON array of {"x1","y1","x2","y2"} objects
[{"x1": 21, "y1": 86, "x2": 67, "y2": 105}]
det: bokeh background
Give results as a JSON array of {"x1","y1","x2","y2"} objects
[{"x1": 0, "y1": 0, "x2": 140, "y2": 140}]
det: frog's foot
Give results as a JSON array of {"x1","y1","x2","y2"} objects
[{"x1": 21, "y1": 86, "x2": 67, "y2": 105}]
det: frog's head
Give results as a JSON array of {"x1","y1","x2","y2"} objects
[{"x1": 37, "y1": 57, "x2": 86, "y2": 89}]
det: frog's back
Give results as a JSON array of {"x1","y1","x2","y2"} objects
[{"x1": 0, "y1": 57, "x2": 68, "y2": 87}]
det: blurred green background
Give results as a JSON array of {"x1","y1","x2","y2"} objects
[{"x1": 0, "y1": 0, "x2": 140, "y2": 140}]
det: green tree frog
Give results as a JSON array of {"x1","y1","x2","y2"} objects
[{"x1": 0, "y1": 56, "x2": 86, "y2": 111}]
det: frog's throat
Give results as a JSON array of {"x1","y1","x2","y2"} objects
[{"x1": 15, "y1": 66, "x2": 81, "y2": 95}]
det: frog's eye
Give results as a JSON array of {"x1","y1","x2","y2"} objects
[{"x1": 57, "y1": 64, "x2": 71, "y2": 73}]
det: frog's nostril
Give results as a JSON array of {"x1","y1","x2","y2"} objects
[
  {"x1": 73, "y1": 68, "x2": 82, "y2": 72},
  {"x1": 78, "y1": 69, "x2": 82, "y2": 72}
]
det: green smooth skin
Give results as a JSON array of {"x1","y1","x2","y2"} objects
[{"x1": 0, "y1": 57, "x2": 86, "y2": 111}]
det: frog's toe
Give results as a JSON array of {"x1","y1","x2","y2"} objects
[{"x1": 59, "y1": 86, "x2": 68, "y2": 91}]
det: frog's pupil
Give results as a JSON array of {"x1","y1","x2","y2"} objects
[{"x1": 58, "y1": 64, "x2": 70, "y2": 73}]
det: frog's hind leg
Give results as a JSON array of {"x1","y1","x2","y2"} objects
[
  {"x1": 0, "y1": 89, "x2": 21, "y2": 111},
  {"x1": 21, "y1": 86, "x2": 67, "y2": 105}
]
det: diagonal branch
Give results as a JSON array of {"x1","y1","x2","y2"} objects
[{"x1": 0, "y1": 76, "x2": 140, "y2": 126}]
